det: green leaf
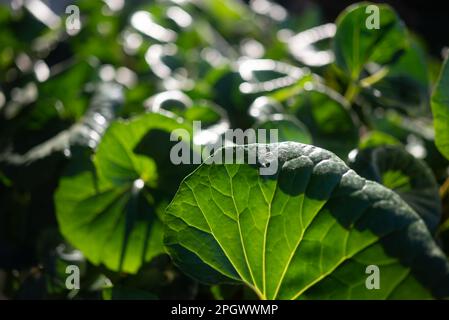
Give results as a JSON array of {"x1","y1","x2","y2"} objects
[
  {"x1": 370, "y1": 110, "x2": 449, "y2": 176},
  {"x1": 349, "y1": 146, "x2": 441, "y2": 233},
  {"x1": 254, "y1": 114, "x2": 312, "y2": 145},
  {"x1": 333, "y1": 3, "x2": 407, "y2": 81},
  {"x1": 165, "y1": 142, "x2": 449, "y2": 299},
  {"x1": 288, "y1": 85, "x2": 359, "y2": 158},
  {"x1": 359, "y1": 131, "x2": 401, "y2": 150},
  {"x1": 55, "y1": 113, "x2": 196, "y2": 273},
  {"x1": 361, "y1": 41, "x2": 430, "y2": 114},
  {"x1": 431, "y1": 56, "x2": 449, "y2": 161}
]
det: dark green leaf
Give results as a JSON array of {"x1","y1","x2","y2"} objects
[
  {"x1": 288, "y1": 85, "x2": 359, "y2": 158},
  {"x1": 333, "y1": 3, "x2": 407, "y2": 81},
  {"x1": 349, "y1": 146, "x2": 441, "y2": 233}
]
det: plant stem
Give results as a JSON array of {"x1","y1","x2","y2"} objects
[
  {"x1": 440, "y1": 176, "x2": 449, "y2": 199},
  {"x1": 344, "y1": 82, "x2": 359, "y2": 103},
  {"x1": 359, "y1": 67, "x2": 390, "y2": 88},
  {"x1": 344, "y1": 67, "x2": 390, "y2": 104}
]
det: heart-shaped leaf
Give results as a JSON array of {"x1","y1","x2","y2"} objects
[
  {"x1": 431, "y1": 56, "x2": 449, "y2": 161},
  {"x1": 55, "y1": 113, "x2": 196, "y2": 273},
  {"x1": 165, "y1": 142, "x2": 449, "y2": 299},
  {"x1": 349, "y1": 146, "x2": 441, "y2": 233}
]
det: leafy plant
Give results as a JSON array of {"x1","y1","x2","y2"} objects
[{"x1": 0, "y1": 0, "x2": 448, "y2": 300}]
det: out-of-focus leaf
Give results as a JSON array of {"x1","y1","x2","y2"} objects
[
  {"x1": 55, "y1": 113, "x2": 197, "y2": 273},
  {"x1": 349, "y1": 146, "x2": 441, "y2": 233},
  {"x1": 238, "y1": 59, "x2": 307, "y2": 95},
  {"x1": 358, "y1": 131, "x2": 401, "y2": 150},
  {"x1": 1, "y1": 82, "x2": 123, "y2": 165},
  {"x1": 361, "y1": 42, "x2": 430, "y2": 114},
  {"x1": 370, "y1": 110, "x2": 449, "y2": 175},
  {"x1": 254, "y1": 114, "x2": 312, "y2": 144},
  {"x1": 248, "y1": 96, "x2": 284, "y2": 121},
  {"x1": 287, "y1": 23, "x2": 336, "y2": 67},
  {"x1": 431, "y1": 56, "x2": 449, "y2": 161},
  {"x1": 288, "y1": 84, "x2": 359, "y2": 158},
  {"x1": 333, "y1": 3, "x2": 407, "y2": 81}
]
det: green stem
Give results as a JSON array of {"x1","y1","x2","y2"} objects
[
  {"x1": 344, "y1": 82, "x2": 359, "y2": 103},
  {"x1": 440, "y1": 176, "x2": 449, "y2": 199},
  {"x1": 359, "y1": 67, "x2": 390, "y2": 88},
  {"x1": 436, "y1": 177, "x2": 449, "y2": 236}
]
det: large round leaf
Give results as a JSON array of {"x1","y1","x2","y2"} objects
[
  {"x1": 431, "y1": 56, "x2": 449, "y2": 161},
  {"x1": 349, "y1": 146, "x2": 441, "y2": 233},
  {"x1": 55, "y1": 113, "x2": 196, "y2": 273},
  {"x1": 333, "y1": 3, "x2": 407, "y2": 81},
  {"x1": 165, "y1": 142, "x2": 449, "y2": 299}
]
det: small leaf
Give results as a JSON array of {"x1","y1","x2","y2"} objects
[{"x1": 333, "y1": 3, "x2": 407, "y2": 81}]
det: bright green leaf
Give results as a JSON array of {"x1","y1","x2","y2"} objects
[{"x1": 165, "y1": 142, "x2": 449, "y2": 299}]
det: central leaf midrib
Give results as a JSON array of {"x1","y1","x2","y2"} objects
[
  {"x1": 260, "y1": 175, "x2": 278, "y2": 298},
  {"x1": 272, "y1": 195, "x2": 325, "y2": 299},
  {"x1": 270, "y1": 162, "x2": 317, "y2": 300},
  {"x1": 225, "y1": 165, "x2": 262, "y2": 296}
]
